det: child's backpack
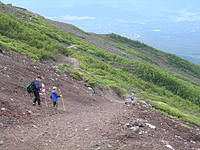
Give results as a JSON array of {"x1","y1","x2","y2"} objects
[{"x1": 26, "y1": 80, "x2": 36, "y2": 94}]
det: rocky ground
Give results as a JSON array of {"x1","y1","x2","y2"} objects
[{"x1": 0, "y1": 51, "x2": 199, "y2": 150}]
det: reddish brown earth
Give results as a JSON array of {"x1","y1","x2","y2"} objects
[{"x1": 0, "y1": 51, "x2": 199, "y2": 150}]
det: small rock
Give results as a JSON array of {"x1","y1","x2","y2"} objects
[
  {"x1": 23, "y1": 112, "x2": 26, "y2": 115},
  {"x1": 4, "y1": 74, "x2": 10, "y2": 78},
  {"x1": 10, "y1": 98, "x2": 14, "y2": 101},
  {"x1": 32, "y1": 125, "x2": 37, "y2": 128},
  {"x1": 85, "y1": 128, "x2": 89, "y2": 131},
  {"x1": 131, "y1": 126, "x2": 139, "y2": 133},
  {"x1": 140, "y1": 100, "x2": 151, "y2": 108},
  {"x1": 0, "y1": 140, "x2": 3, "y2": 145},
  {"x1": 125, "y1": 123, "x2": 134, "y2": 128},
  {"x1": 47, "y1": 140, "x2": 51, "y2": 143},
  {"x1": 145, "y1": 123, "x2": 156, "y2": 129},
  {"x1": 165, "y1": 144, "x2": 175, "y2": 150},
  {"x1": 108, "y1": 144, "x2": 112, "y2": 148},
  {"x1": 136, "y1": 118, "x2": 147, "y2": 122},
  {"x1": 88, "y1": 87, "x2": 94, "y2": 94},
  {"x1": 175, "y1": 135, "x2": 182, "y2": 140},
  {"x1": 190, "y1": 140, "x2": 195, "y2": 144},
  {"x1": 131, "y1": 100, "x2": 137, "y2": 105},
  {"x1": 139, "y1": 131, "x2": 146, "y2": 135},
  {"x1": 133, "y1": 122, "x2": 139, "y2": 126},
  {"x1": 28, "y1": 110, "x2": 32, "y2": 114},
  {"x1": 1, "y1": 108, "x2": 5, "y2": 111}
]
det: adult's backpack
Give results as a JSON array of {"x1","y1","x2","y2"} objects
[{"x1": 26, "y1": 80, "x2": 36, "y2": 94}]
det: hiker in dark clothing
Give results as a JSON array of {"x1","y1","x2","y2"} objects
[
  {"x1": 33, "y1": 76, "x2": 42, "y2": 106},
  {"x1": 128, "y1": 93, "x2": 135, "y2": 101},
  {"x1": 50, "y1": 86, "x2": 62, "y2": 109}
]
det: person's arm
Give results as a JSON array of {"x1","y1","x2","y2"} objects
[
  {"x1": 34, "y1": 81, "x2": 42, "y2": 90},
  {"x1": 55, "y1": 92, "x2": 60, "y2": 98}
]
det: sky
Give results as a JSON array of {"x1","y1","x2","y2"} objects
[
  {"x1": 1, "y1": 0, "x2": 200, "y2": 23},
  {"x1": 1, "y1": 0, "x2": 200, "y2": 15}
]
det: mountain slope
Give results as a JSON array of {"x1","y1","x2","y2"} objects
[
  {"x1": 1, "y1": 1, "x2": 200, "y2": 115},
  {"x1": 0, "y1": 50, "x2": 199, "y2": 150},
  {"x1": 0, "y1": 3, "x2": 200, "y2": 149}
]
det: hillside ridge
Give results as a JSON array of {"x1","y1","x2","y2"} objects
[
  {"x1": 0, "y1": 51, "x2": 199, "y2": 150},
  {"x1": 0, "y1": 2, "x2": 200, "y2": 149}
]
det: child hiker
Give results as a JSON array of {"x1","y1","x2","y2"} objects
[{"x1": 50, "y1": 86, "x2": 62, "y2": 109}]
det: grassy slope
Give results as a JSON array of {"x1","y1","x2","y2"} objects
[{"x1": 0, "y1": 3, "x2": 200, "y2": 127}]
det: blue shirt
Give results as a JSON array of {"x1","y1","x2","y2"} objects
[
  {"x1": 51, "y1": 91, "x2": 59, "y2": 102},
  {"x1": 33, "y1": 80, "x2": 42, "y2": 93}
]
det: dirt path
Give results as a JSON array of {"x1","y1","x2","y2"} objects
[
  {"x1": 52, "y1": 53, "x2": 81, "y2": 70},
  {"x1": 1, "y1": 97, "x2": 200, "y2": 150},
  {"x1": 69, "y1": 58, "x2": 80, "y2": 70},
  {"x1": 68, "y1": 45, "x2": 76, "y2": 49},
  {"x1": 0, "y1": 51, "x2": 199, "y2": 150},
  {"x1": 1, "y1": 98, "x2": 125, "y2": 150}
]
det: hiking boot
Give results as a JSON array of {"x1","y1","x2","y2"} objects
[
  {"x1": 33, "y1": 103, "x2": 36, "y2": 106},
  {"x1": 53, "y1": 105, "x2": 57, "y2": 110}
]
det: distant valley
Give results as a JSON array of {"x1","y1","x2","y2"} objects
[{"x1": 45, "y1": 4, "x2": 200, "y2": 65}]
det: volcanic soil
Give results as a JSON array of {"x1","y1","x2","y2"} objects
[{"x1": 0, "y1": 51, "x2": 199, "y2": 150}]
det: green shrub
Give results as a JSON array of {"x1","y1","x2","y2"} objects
[
  {"x1": 180, "y1": 123, "x2": 190, "y2": 131},
  {"x1": 69, "y1": 72, "x2": 82, "y2": 81},
  {"x1": 150, "y1": 101, "x2": 200, "y2": 127},
  {"x1": 78, "y1": 34, "x2": 85, "y2": 39},
  {"x1": 56, "y1": 68, "x2": 62, "y2": 74}
]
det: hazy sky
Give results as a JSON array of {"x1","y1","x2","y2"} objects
[{"x1": 1, "y1": 0, "x2": 200, "y2": 15}]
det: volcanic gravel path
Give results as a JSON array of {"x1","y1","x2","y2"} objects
[{"x1": 0, "y1": 51, "x2": 199, "y2": 150}]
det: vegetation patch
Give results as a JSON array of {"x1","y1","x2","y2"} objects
[
  {"x1": 69, "y1": 72, "x2": 83, "y2": 81},
  {"x1": 56, "y1": 68, "x2": 62, "y2": 74},
  {"x1": 150, "y1": 101, "x2": 200, "y2": 127},
  {"x1": 0, "y1": 4, "x2": 200, "y2": 127},
  {"x1": 179, "y1": 123, "x2": 191, "y2": 131}
]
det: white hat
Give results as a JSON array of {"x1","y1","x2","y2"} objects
[{"x1": 53, "y1": 86, "x2": 57, "y2": 90}]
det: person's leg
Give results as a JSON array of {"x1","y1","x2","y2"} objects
[
  {"x1": 53, "y1": 102, "x2": 56, "y2": 107},
  {"x1": 33, "y1": 92, "x2": 37, "y2": 105},
  {"x1": 37, "y1": 93, "x2": 41, "y2": 106},
  {"x1": 55, "y1": 102, "x2": 57, "y2": 109},
  {"x1": 34, "y1": 92, "x2": 40, "y2": 106},
  {"x1": 55, "y1": 102, "x2": 57, "y2": 108}
]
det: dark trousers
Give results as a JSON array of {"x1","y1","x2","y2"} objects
[
  {"x1": 33, "y1": 91, "x2": 41, "y2": 105},
  {"x1": 53, "y1": 102, "x2": 57, "y2": 108}
]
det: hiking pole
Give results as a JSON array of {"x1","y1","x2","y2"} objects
[
  {"x1": 59, "y1": 88, "x2": 66, "y2": 111},
  {"x1": 44, "y1": 93, "x2": 48, "y2": 107}
]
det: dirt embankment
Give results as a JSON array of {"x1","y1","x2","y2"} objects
[{"x1": 0, "y1": 51, "x2": 199, "y2": 150}]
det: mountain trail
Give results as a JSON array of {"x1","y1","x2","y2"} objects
[{"x1": 0, "y1": 51, "x2": 199, "y2": 150}]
